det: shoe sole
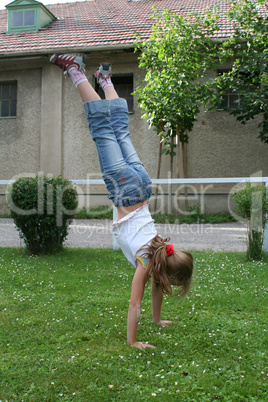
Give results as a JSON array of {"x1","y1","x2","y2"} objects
[
  {"x1": 95, "y1": 62, "x2": 112, "y2": 81},
  {"x1": 100, "y1": 62, "x2": 111, "y2": 71},
  {"x1": 49, "y1": 53, "x2": 87, "y2": 70}
]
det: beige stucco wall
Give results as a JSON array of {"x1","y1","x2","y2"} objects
[
  {"x1": 0, "y1": 52, "x2": 267, "y2": 213},
  {"x1": 187, "y1": 101, "x2": 268, "y2": 179},
  {"x1": 0, "y1": 68, "x2": 41, "y2": 178}
]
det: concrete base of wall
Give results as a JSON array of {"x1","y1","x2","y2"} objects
[{"x1": 0, "y1": 187, "x2": 235, "y2": 216}]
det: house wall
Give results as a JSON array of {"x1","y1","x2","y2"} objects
[
  {"x1": 0, "y1": 67, "x2": 41, "y2": 178},
  {"x1": 0, "y1": 52, "x2": 267, "y2": 214}
]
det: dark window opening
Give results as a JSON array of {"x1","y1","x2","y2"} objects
[
  {"x1": 0, "y1": 82, "x2": 17, "y2": 118},
  {"x1": 95, "y1": 74, "x2": 134, "y2": 112}
]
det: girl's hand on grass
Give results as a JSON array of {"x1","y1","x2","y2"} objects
[
  {"x1": 132, "y1": 342, "x2": 156, "y2": 349},
  {"x1": 158, "y1": 320, "x2": 172, "y2": 326}
]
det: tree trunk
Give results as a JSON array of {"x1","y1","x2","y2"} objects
[
  {"x1": 168, "y1": 136, "x2": 174, "y2": 214},
  {"x1": 176, "y1": 127, "x2": 180, "y2": 210},
  {"x1": 182, "y1": 141, "x2": 188, "y2": 210},
  {"x1": 176, "y1": 126, "x2": 188, "y2": 212},
  {"x1": 154, "y1": 121, "x2": 164, "y2": 212},
  {"x1": 154, "y1": 140, "x2": 163, "y2": 212}
]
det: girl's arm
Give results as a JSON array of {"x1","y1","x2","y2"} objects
[
  {"x1": 127, "y1": 262, "x2": 155, "y2": 349},
  {"x1": 151, "y1": 275, "x2": 172, "y2": 326}
]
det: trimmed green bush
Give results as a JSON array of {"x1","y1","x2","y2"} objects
[
  {"x1": 232, "y1": 182, "x2": 268, "y2": 260},
  {"x1": 7, "y1": 175, "x2": 78, "y2": 254}
]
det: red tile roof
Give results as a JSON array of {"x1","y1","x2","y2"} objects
[{"x1": 0, "y1": 0, "x2": 258, "y2": 56}]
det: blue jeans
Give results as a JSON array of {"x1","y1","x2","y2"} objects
[{"x1": 84, "y1": 98, "x2": 152, "y2": 207}]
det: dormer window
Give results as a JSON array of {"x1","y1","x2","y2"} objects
[
  {"x1": 6, "y1": 0, "x2": 56, "y2": 33},
  {"x1": 12, "y1": 10, "x2": 35, "y2": 28}
]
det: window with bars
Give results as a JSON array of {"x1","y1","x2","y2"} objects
[
  {"x1": 218, "y1": 70, "x2": 240, "y2": 109},
  {"x1": 96, "y1": 75, "x2": 134, "y2": 112},
  {"x1": 219, "y1": 89, "x2": 240, "y2": 109},
  {"x1": 217, "y1": 69, "x2": 259, "y2": 110},
  {"x1": 0, "y1": 82, "x2": 17, "y2": 118}
]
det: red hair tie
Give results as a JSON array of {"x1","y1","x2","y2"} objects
[{"x1": 166, "y1": 244, "x2": 174, "y2": 257}]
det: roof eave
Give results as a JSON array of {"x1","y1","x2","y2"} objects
[
  {"x1": 0, "y1": 43, "x2": 135, "y2": 58},
  {"x1": 0, "y1": 35, "x2": 229, "y2": 59}
]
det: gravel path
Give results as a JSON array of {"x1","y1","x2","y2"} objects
[{"x1": 0, "y1": 218, "x2": 247, "y2": 252}]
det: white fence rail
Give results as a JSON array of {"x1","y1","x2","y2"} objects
[
  {"x1": 1, "y1": 177, "x2": 268, "y2": 252},
  {"x1": 1, "y1": 177, "x2": 268, "y2": 186}
]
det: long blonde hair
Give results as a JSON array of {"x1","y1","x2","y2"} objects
[{"x1": 138, "y1": 235, "x2": 193, "y2": 296}]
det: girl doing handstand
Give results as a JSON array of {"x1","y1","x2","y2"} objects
[{"x1": 50, "y1": 53, "x2": 193, "y2": 349}]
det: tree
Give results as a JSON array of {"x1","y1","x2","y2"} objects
[
  {"x1": 134, "y1": 7, "x2": 221, "y2": 210},
  {"x1": 212, "y1": 0, "x2": 268, "y2": 143}
]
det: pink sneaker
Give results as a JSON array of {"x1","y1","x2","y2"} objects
[
  {"x1": 94, "y1": 62, "x2": 112, "y2": 83},
  {"x1": 49, "y1": 53, "x2": 87, "y2": 76}
]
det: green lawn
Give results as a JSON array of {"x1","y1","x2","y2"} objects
[{"x1": 0, "y1": 248, "x2": 267, "y2": 401}]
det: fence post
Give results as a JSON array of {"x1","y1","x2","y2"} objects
[{"x1": 262, "y1": 179, "x2": 268, "y2": 253}]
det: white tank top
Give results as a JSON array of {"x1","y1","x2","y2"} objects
[{"x1": 112, "y1": 204, "x2": 157, "y2": 267}]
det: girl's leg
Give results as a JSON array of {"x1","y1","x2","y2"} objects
[
  {"x1": 103, "y1": 85, "x2": 119, "y2": 101},
  {"x1": 83, "y1": 99, "x2": 127, "y2": 176},
  {"x1": 97, "y1": 69, "x2": 152, "y2": 203},
  {"x1": 65, "y1": 67, "x2": 127, "y2": 178},
  {"x1": 50, "y1": 54, "x2": 151, "y2": 206},
  {"x1": 109, "y1": 97, "x2": 143, "y2": 167},
  {"x1": 76, "y1": 80, "x2": 101, "y2": 102},
  {"x1": 84, "y1": 98, "x2": 148, "y2": 206},
  {"x1": 49, "y1": 54, "x2": 128, "y2": 184},
  {"x1": 103, "y1": 89, "x2": 152, "y2": 204},
  {"x1": 97, "y1": 70, "x2": 143, "y2": 167},
  {"x1": 72, "y1": 64, "x2": 151, "y2": 207},
  {"x1": 57, "y1": 61, "x2": 127, "y2": 177}
]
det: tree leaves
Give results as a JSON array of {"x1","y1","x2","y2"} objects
[
  {"x1": 135, "y1": 0, "x2": 268, "y2": 145},
  {"x1": 213, "y1": 0, "x2": 268, "y2": 142}
]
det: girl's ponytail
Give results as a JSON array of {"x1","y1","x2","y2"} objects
[
  {"x1": 138, "y1": 235, "x2": 193, "y2": 296},
  {"x1": 139, "y1": 235, "x2": 173, "y2": 294}
]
